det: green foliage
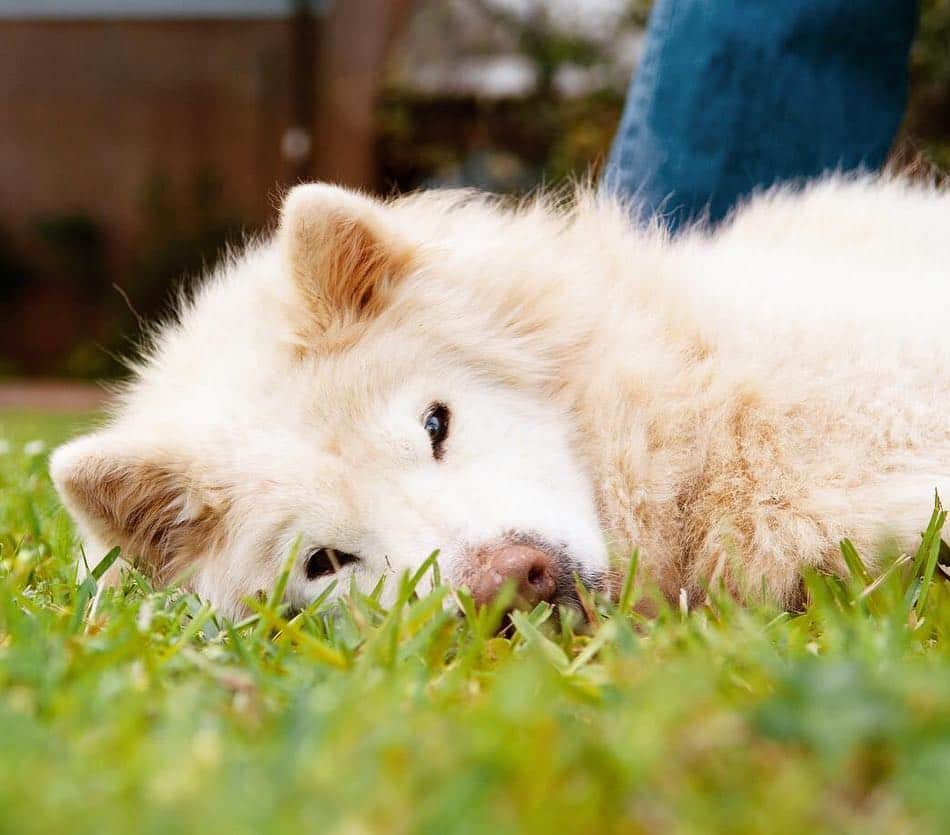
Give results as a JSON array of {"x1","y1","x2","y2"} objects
[
  {"x1": 131, "y1": 170, "x2": 245, "y2": 321},
  {"x1": 0, "y1": 229, "x2": 37, "y2": 304},
  {"x1": 2, "y1": 413, "x2": 950, "y2": 834},
  {"x1": 916, "y1": 0, "x2": 950, "y2": 85},
  {"x1": 471, "y1": 0, "x2": 603, "y2": 94},
  {"x1": 377, "y1": 91, "x2": 626, "y2": 192},
  {"x1": 904, "y1": 0, "x2": 950, "y2": 175},
  {"x1": 34, "y1": 213, "x2": 110, "y2": 300},
  {"x1": 0, "y1": 169, "x2": 246, "y2": 378}
]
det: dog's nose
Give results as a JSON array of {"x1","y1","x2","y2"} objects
[{"x1": 466, "y1": 544, "x2": 558, "y2": 608}]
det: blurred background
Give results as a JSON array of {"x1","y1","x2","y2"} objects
[{"x1": 1, "y1": 0, "x2": 948, "y2": 386}]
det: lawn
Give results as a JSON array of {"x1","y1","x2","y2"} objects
[{"x1": 1, "y1": 411, "x2": 949, "y2": 835}]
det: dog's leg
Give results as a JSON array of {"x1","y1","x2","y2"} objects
[{"x1": 683, "y1": 463, "x2": 950, "y2": 610}]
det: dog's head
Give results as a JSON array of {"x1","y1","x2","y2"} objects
[{"x1": 51, "y1": 184, "x2": 609, "y2": 618}]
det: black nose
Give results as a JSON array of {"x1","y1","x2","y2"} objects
[{"x1": 465, "y1": 544, "x2": 558, "y2": 608}]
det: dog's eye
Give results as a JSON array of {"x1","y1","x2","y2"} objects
[
  {"x1": 423, "y1": 403, "x2": 450, "y2": 458},
  {"x1": 305, "y1": 548, "x2": 358, "y2": 580}
]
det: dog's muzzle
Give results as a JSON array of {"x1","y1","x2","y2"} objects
[
  {"x1": 461, "y1": 535, "x2": 602, "y2": 611},
  {"x1": 465, "y1": 542, "x2": 557, "y2": 609}
]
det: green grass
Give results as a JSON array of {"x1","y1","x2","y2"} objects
[{"x1": 2, "y1": 413, "x2": 950, "y2": 835}]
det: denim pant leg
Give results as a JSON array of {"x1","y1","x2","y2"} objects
[{"x1": 603, "y1": 0, "x2": 919, "y2": 229}]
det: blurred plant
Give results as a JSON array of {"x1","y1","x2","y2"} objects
[
  {"x1": 0, "y1": 215, "x2": 110, "y2": 376},
  {"x1": 915, "y1": 0, "x2": 950, "y2": 84},
  {"x1": 0, "y1": 232, "x2": 37, "y2": 375},
  {"x1": 34, "y1": 213, "x2": 110, "y2": 303},
  {"x1": 379, "y1": 1, "x2": 648, "y2": 191},
  {"x1": 0, "y1": 171, "x2": 247, "y2": 378},
  {"x1": 0, "y1": 230, "x2": 35, "y2": 305},
  {"x1": 377, "y1": 87, "x2": 625, "y2": 192},
  {"x1": 905, "y1": 0, "x2": 950, "y2": 174},
  {"x1": 471, "y1": 0, "x2": 651, "y2": 95},
  {"x1": 471, "y1": 0, "x2": 602, "y2": 95},
  {"x1": 123, "y1": 170, "x2": 245, "y2": 332}
]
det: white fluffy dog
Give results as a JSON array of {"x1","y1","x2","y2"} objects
[{"x1": 51, "y1": 176, "x2": 950, "y2": 618}]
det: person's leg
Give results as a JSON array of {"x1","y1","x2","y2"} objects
[{"x1": 603, "y1": 0, "x2": 919, "y2": 229}]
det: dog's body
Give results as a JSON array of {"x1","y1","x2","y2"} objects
[{"x1": 52, "y1": 177, "x2": 950, "y2": 618}]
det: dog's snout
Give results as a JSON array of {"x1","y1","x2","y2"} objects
[{"x1": 466, "y1": 544, "x2": 558, "y2": 608}]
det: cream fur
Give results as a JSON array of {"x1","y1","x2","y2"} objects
[{"x1": 51, "y1": 176, "x2": 950, "y2": 618}]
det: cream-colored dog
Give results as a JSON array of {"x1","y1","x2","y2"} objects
[{"x1": 51, "y1": 177, "x2": 950, "y2": 618}]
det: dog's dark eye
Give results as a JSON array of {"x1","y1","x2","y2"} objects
[
  {"x1": 305, "y1": 548, "x2": 358, "y2": 580},
  {"x1": 423, "y1": 403, "x2": 450, "y2": 458}
]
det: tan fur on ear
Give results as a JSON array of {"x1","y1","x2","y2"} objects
[
  {"x1": 279, "y1": 183, "x2": 414, "y2": 331},
  {"x1": 50, "y1": 436, "x2": 228, "y2": 582}
]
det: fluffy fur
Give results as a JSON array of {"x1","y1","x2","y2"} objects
[{"x1": 51, "y1": 176, "x2": 950, "y2": 618}]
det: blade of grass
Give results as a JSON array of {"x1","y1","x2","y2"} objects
[
  {"x1": 509, "y1": 610, "x2": 569, "y2": 672},
  {"x1": 616, "y1": 549, "x2": 640, "y2": 615},
  {"x1": 246, "y1": 596, "x2": 349, "y2": 668},
  {"x1": 70, "y1": 546, "x2": 121, "y2": 632},
  {"x1": 913, "y1": 495, "x2": 947, "y2": 618},
  {"x1": 840, "y1": 538, "x2": 872, "y2": 587},
  {"x1": 566, "y1": 619, "x2": 617, "y2": 675},
  {"x1": 407, "y1": 550, "x2": 441, "y2": 597}
]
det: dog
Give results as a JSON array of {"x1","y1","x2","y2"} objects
[{"x1": 51, "y1": 176, "x2": 950, "y2": 619}]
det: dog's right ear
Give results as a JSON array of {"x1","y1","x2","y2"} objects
[
  {"x1": 50, "y1": 432, "x2": 226, "y2": 582},
  {"x1": 279, "y1": 183, "x2": 414, "y2": 331}
]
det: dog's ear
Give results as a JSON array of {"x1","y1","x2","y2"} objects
[
  {"x1": 279, "y1": 183, "x2": 414, "y2": 330},
  {"x1": 50, "y1": 433, "x2": 227, "y2": 581}
]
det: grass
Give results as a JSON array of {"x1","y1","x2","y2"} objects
[{"x1": 2, "y1": 412, "x2": 950, "y2": 835}]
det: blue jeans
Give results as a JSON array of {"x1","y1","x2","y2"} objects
[{"x1": 603, "y1": 0, "x2": 919, "y2": 229}]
